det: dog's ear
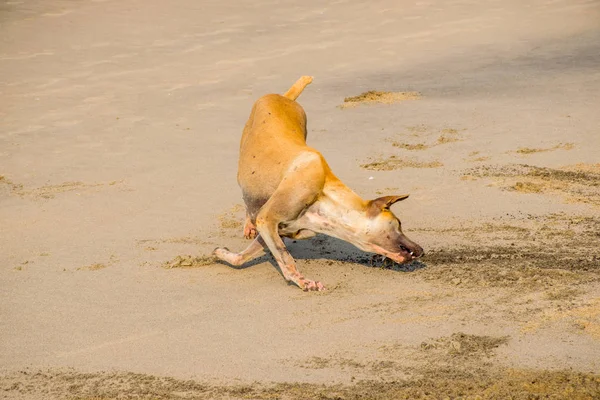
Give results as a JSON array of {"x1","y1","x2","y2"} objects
[{"x1": 367, "y1": 195, "x2": 409, "y2": 217}]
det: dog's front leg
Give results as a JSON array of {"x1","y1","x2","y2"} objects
[
  {"x1": 257, "y1": 218, "x2": 324, "y2": 291},
  {"x1": 254, "y1": 156, "x2": 325, "y2": 291}
]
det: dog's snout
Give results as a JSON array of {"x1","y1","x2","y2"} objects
[
  {"x1": 399, "y1": 237, "x2": 424, "y2": 259},
  {"x1": 411, "y1": 245, "x2": 424, "y2": 259}
]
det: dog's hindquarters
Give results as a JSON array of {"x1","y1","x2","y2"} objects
[{"x1": 238, "y1": 81, "x2": 313, "y2": 222}]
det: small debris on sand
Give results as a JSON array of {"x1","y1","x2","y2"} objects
[
  {"x1": 341, "y1": 90, "x2": 421, "y2": 108},
  {"x1": 162, "y1": 255, "x2": 216, "y2": 269},
  {"x1": 361, "y1": 155, "x2": 442, "y2": 171},
  {"x1": 77, "y1": 263, "x2": 107, "y2": 271}
]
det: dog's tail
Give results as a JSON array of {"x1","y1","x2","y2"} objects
[{"x1": 283, "y1": 76, "x2": 313, "y2": 101}]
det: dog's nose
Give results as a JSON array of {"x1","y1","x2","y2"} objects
[{"x1": 413, "y1": 246, "x2": 424, "y2": 258}]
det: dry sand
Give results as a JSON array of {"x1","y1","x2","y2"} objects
[{"x1": 1, "y1": 0, "x2": 600, "y2": 398}]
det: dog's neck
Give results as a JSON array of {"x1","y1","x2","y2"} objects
[
  {"x1": 321, "y1": 178, "x2": 366, "y2": 216},
  {"x1": 301, "y1": 178, "x2": 371, "y2": 248}
]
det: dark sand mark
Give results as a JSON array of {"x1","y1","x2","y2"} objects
[
  {"x1": 406, "y1": 124, "x2": 429, "y2": 135},
  {"x1": 297, "y1": 333, "x2": 508, "y2": 375},
  {"x1": 340, "y1": 90, "x2": 421, "y2": 108},
  {"x1": 361, "y1": 155, "x2": 443, "y2": 171},
  {"x1": 391, "y1": 142, "x2": 430, "y2": 150},
  {"x1": 2, "y1": 364, "x2": 598, "y2": 400},
  {"x1": 297, "y1": 356, "x2": 366, "y2": 370},
  {"x1": 512, "y1": 142, "x2": 574, "y2": 155},
  {"x1": 162, "y1": 255, "x2": 216, "y2": 269},
  {"x1": 375, "y1": 187, "x2": 399, "y2": 195},
  {"x1": 466, "y1": 164, "x2": 600, "y2": 186},
  {"x1": 76, "y1": 263, "x2": 107, "y2": 271},
  {"x1": 436, "y1": 128, "x2": 462, "y2": 144},
  {"x1": 420, "y1": 332, "x2": 509, "y2": 359},
  {"x1": 389, "y1": 126, "x2": 465, "y2": 151},
  {"x1": 137, "y1": 236, "x2": 213, "y2": 248},
  {"x1": 464, "y1": 151, "x2": 492, "y2": 162},
  {"x1": 414, "y1": 215, "x2": 600, "y2": 290},
  {"x1": 0, "y1": 175, "x2": 122, "y2": 199},
  {"x1": 464, "y1": 163, "x2": 600, "y2": 206},
  {"x1": 216, "y1": 204, "x2": 245, "y2": 236}
]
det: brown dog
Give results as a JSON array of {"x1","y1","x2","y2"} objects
[{"x1": 214, "y1": 76, "x2": 423, "y2": 291}]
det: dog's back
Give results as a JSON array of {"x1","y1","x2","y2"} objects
[{"x1": 237, "y1": 77, "x2": 315, "y2": 216}]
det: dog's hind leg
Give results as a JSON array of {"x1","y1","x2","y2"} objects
[
  {"x1": 283, "y1": 76, "x2": 313, "y2": 101},
  {"x1": 214, "y1": 236, "x2": 266, "y2": 266},
  {"x1": 243, "y1": 213, "x2": 257, "y2": 239}
]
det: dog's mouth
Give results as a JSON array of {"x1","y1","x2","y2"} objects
[{"x1": 370, "y1": 244, "x2": 418, "y2": 264}]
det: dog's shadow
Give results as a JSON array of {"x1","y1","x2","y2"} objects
[{"x1": 219, "y1": 233, "x2": 426, "y2": 274}]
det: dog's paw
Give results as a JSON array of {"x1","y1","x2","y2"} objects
[
  {"x1": 243, "y1": 227, "x2": 257, "y2": 239},
  {"x1": 302, "y1": 279, "x2": 325, "y2": 292},
  {"x1": 243, "y1": 217, "x2": 257, "y2": 239},
  {"x1": 212, "y1": 247, "x2": 230, "y2": 259}
]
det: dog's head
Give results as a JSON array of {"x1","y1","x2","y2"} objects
[{"x1": 362, "y1": 195, "x2": 424, "y2": 263}]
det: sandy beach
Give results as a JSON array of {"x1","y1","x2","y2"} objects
[{"x1": 1, "y1": 0, "x2": 600, "y2": 398}]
